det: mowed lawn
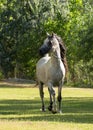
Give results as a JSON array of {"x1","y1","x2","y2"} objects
[{"x1": 0, "y1": 84, "x2": 93, "y2": 130}]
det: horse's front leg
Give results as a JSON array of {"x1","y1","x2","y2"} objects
[
  {"x1": 48, "y1": 87, "x2": 53, "y2": 111},
  {"x1": 48, "y1": 82, "x2": 57, "y2": 114},
  {"x1": 58, "y1": 81, "x2": 63, "y2": 114},
  {"x1": 39, "y1": 82, "x2": 45, "y2": 112}
]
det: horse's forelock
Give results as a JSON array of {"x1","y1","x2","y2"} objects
[{"x1": 44, "y1": 38, "x2": 49, "y2": 45}]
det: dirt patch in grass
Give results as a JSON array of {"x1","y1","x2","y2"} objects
[{"x1": 0, "y1": 78, "x2": 36, "y2": 88}]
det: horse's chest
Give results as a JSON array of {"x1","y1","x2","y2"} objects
[{"x1": 49, "y1": 68, "x2": 63, "y2": 85}]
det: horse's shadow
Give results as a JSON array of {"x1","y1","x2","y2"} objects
[{"x1": 0, "y1": 97, "x2": 93, "y2": 123}]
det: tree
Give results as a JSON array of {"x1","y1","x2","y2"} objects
[{"x1": 0, "y1": 0, "x2": 93, "y2": 87}]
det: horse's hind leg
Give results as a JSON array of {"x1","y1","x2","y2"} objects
[
  {"x1": 39, "y1": 82, "x2": 45, "y2": 112},
  {"x1": 58, "y1": 81, "x2": 63, "y2": 114}
]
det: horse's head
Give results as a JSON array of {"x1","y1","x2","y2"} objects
[
  {"x1": 39, "y1": 33, "x2": 59, "y2": 56},
  {"x1": 39, "y1": 32, "x2": 68, "y2": 77}
]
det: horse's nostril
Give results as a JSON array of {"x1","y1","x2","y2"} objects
[
  {"x1": 39, "y1": 49, "x2": 42, "y2": 54},
  {"x1": 39, "y1": 49, "x2": 42, "y2": 53},
  {"x1": 39, "y1": 49, "x2": 44, "y2": 56}
]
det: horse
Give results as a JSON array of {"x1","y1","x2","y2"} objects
[{"x1": 36, "y1": 33, "x2": 67, "y2": 114}]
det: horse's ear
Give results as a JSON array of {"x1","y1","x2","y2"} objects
[
  {"x1": 46, "y1": 32, "x2": 50, "y2": 37},
  {"x1": 47, "y1": 32, "x2": 55, "y2": 39},
  {"x1": 52, "y1": 32, "x2": 55, "y2": 37},
  {"x1": 47, "y1": 32, "x2": 53, "y2": 40}
]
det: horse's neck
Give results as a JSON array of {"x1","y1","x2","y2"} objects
[{"x1": 51, "y1": 49, "x2": 62, "y2": 67}]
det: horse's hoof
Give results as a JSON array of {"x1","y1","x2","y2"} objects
[
  {"x1": 58, "y1": 110, "x2": 62, "y2": 114},
  {"x1": 40, "y1": 109, "x2": 46, "y2": 112},
  {"x1": 52, "y1": 110, "x2": 57, "y2": 114},
  {"x1": 48, "y1": 106, "x2": 52, "y2": 111}
]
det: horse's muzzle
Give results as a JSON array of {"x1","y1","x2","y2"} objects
[
  {"x1": 39, "y1": 48, "x2": 45, "y2": 56},
  {"x1": 39, "y1": 46, "x2": 50, "y2": 56}
]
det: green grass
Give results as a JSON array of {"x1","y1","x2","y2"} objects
[{"x1": 0, "y1": 84, "x2": 93, "y2": 130}]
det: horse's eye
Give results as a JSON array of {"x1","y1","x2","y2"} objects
[{"x1": 48, "y1": 41, "x2": 52, "y2": 46}]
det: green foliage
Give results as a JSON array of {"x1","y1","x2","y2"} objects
[
  {"x1": 0, "y1": 71, "x2": 4, "y2": 79},
  {"x1": 0, "y1": 0, "x2": 93, "y2": 87}
]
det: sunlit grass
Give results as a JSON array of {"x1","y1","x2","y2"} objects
[{"x1": 0, "y1": 85, "x2": 93, "y2": 130}]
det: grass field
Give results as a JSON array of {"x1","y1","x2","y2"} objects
[{"x1": 0, "y1": 83, "x2": 93, "y2": 130}]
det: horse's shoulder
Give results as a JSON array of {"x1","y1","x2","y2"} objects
[{"x1": 37, "y1": 56, "x2": 51, "y2": 67}]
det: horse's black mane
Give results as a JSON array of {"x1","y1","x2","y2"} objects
[{"x1": 55, "y1": 34, "x2": 68, "y2": 74}]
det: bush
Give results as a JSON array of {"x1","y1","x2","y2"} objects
[{"x1": 0, "y1": 71, "x2": 4, "y2": 80}]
